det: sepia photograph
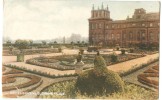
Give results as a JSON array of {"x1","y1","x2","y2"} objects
[{"x1": 2, "y1": 0, "x2": 160, "y2": 99}]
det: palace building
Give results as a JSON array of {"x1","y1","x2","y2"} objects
[{"x1": 88, "y1": 4, "x2": 160, "y2": 47}]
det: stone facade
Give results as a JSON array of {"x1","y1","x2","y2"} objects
[{"x1": 89, "y1": 4, "x2": 160, "y2": 47}]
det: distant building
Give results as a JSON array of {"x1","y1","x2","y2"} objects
[{"x1": 88, "y1": 4, "x2": 160, "y2": 47}]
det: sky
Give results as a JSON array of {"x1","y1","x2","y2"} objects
[{"x1": 3, "y1": 0, "x2": 160, "y2": 41}]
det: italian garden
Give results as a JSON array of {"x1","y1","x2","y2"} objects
[{"x1": 2, "y1": 40, "x2": 159, "y2": 99}]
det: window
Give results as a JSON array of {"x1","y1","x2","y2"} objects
[
  {"x1": 99, "y1": 23, "x2": 102, "y2": 28},
  {"x1": 150, "y1": 23, "x2": 153, "y2": 27},
  {"x1": 112, "y1": 25, "x2": 114, "y2": 28},
  {"x1": 132, "y1": 23, "x2": 136, "y2": 26},
  {"x1": 141, "y1": 30, "x2": 145, "y2": 40},
  {"x1": 102, "y1": 11, "x2": 104, "y2": 16},
  {"x1": 96, "y1": 23, "x2": 98, "y2": 29},
  {"x1": 118, "y1": 25, "x2": 120, "y2": 28},
  {"x1": 129, "y1": 32, "x2": 133, "y2": 39},
  {"x1": 91, "y1": 24, "x2": 94, "y2": 29},
  {"x1": 142, "y1": 23, "x2": 145, "y2": 26},
  {"x1": 150, "y1": 32, "x2": 154, "y2": 41},
  {"x1": 117, "y1": 34, "x2": 120, "y2": 39},
  {"x1": 112, "y1": 34, "x2": 114, "y2": 39},
  {"x1": 106, "y1": 25, "x2": 109, "y2": 29}
]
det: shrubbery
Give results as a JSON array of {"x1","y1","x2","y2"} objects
[
  {"x1": 79, "y1": 48, "x2": 84, "y2": 54},
  {"x1": 110, "y1": 54, "x2": 118, "y2": 63},
  {"x1": 58, "y1": 47, "x2": 62, "y2": 52},
  {"x1": 121, "y1": 49, "x2": 125, "y2": 55},
  {"x1": 75, "y1": 69, "x2": 124, "y2": 96},
  {"x1": 75, "y1": 54, "x2": 124, "y2": 96},
  {"x1": 17, "y1": 54, "x2": 24, "y2": 62},
  {"x1": 130, "y1": 48, "x2": 134, "y2": 53}
]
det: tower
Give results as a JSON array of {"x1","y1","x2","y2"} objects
[{"x1": 89, "y1": 3, "x2": 111, "y2": 46}]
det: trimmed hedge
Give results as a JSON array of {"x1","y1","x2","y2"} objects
[
  {"x1": 3, "y1": 74, "x2": 41, "y2": 91},
  {"x1": 4, "y1": 64, "x2": 78, "y2": 78},
  {"x1": 75, "y1": 69, "x2": 124, "y2": 96}
]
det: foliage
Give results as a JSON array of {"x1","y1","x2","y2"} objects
[
  {"x1": 5, "y1": 64, "x2": 78, "y2": 78},
  {"x1": 54, "y1": 41, "x2": 57, "y2": 44},
  {"x1": 17, "y1": 54, "x2": 24, "y2": 62},
  {"x1": 110, "y1": 54, "x2": 118, "y2": 62},
  {"x1": 119, "y1": 58, "x2": 159, "y2": 77},
  {"x1": 121, "y1": 49, "x2": 125, "y2": 55},
  {"x1": 116, "y1": 46, "x2": 120, "y2": 51},
  {"x1": 3, "y1": 74, "x2": 41, "y2": 91},
  {"x1": 15, "y1": 39, "x2": 30, "y2": 50},
  {"x1": 94, "y1": 55, "x2": 107, "y2": 71},
  {"x1": 79, "y1": 48, "x2": 84, "y2": 54},
  {"x1": 42, "y1": 41, "x2": 47, "y2": 45},
  {"x1": 58, "y1": 47, "x2": 62, "y2": 52},
  {"x1": 130, "y1": 48, "x2": 134, "y2": 53},
  {"x1": 75, "y1": 69, "x2": 124, "y2": 96},
  {"x1": 39, "y1": 81, "x2": 158, "y2": 99}
]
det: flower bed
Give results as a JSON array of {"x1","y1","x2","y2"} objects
[
  {"x1": 3, "y1": 48, "x2": 59, "y2": 56},
  {"x1": 26, "y1": 54, "x2": 144, "y2": 70},
  {"x1": 3, "y1": 74, "x2": 41, "y2": 91},
  {"x1": 137, "y1": 65, "x2": 159, "y2": 89},
  {"x1": 3, "y1": 69, "x2": 23, "y2": 75}
]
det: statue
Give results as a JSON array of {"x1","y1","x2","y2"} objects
[{"x1": 75, "y1": 52, "x2": 84, "y2": 74}]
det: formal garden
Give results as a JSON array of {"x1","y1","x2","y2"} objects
[
  {"x1": 2, "y1": 66, "x2": 43, "y2": 98},
  {"x1": 37, "y1": 52, "x2": 158, "y2": 99},
  {"x1": 2, "y1": 39, "x2": 159, "y2": 99},
  {"x1": 26, "y1": 53, "x2": 145, "y2": 71},
  {"x1": 137, "y1": 64, "x2": 159, "y2": 89}
]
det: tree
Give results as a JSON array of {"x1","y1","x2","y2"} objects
[
  {"x1": 77, "y1": 41, "x2": 80, "y2": 44},
  {"x1": 71, "y1": 41, "x2": 74, "y2": 45},
  {"x1": 15, "y1": 39, "x2": 30, "y2": 62},
  {"x1": 54, "y1": 41, "x2": 57, "y2": 44},
  {"x1": 6, "y1": 40, "x2": 12, "y2": 46},
  {"x1": 15, "y1": 39, "x2": 30, "y2": 51},
  {"x1": 29, "y1": 40, "x2": 33, "y2": 46},
  {"x1": 42, "y1": 41, "x2": 47, "y2": 45}
]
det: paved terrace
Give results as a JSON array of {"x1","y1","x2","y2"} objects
[{"x1": 3, "y1": 49, "x2": 159, "y2": 76}]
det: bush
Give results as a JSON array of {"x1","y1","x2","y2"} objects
[
  {"x1": 110, "y1": 54, "x2": 118, "y2": 63},
  {"x1": 116, "y1": 46, "x2": 120, "y2": 51},
  {"x1": 121, "y1": 49, "x2": 125, "y2": 55},
  {"x1": 17, "y1": 54, "x2": 24, "y2": 62},
  {"x1": 75, "y1": 54, "x2": 124, "y2": 96},
  {"x1": 130, "y1": 48, "x2": 134, "y2": 53},
  {"x1": 75, "y1": 69, "x2": 124, "y2": 96},
  {"x1": 79, "y1": 48, "x2": 84, "y2": 54},
  {"x1": 58, "y1": 47, "x2": 62, "y2": 52},
  {"x1": 94, "y1": 55, "x2": 107, "y2": 71}
]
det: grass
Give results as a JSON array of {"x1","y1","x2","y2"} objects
[
  {"x1": 39, "y1": 80, "x2": 158, "y2": 99},
  {"x1": 4, "y1": 64, "x2": 78, "y2": 78}
]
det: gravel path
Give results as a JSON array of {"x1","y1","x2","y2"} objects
[{"x1": 122, "y1": 62, "x2": 159, "y2": 91}]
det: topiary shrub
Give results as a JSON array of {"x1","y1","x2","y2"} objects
[
  {"x1": 75, "y1": 53, "x2": 124, "y2": 96},
  {"x1": 79, "y1": 48, "x2": 84, "y2": 54},
  {"x1": 94, "y1": 54, "x2": 107, "y2": 71},
  {"x1": 121, "y1": 49, "x2": 125, "y2": 55},
  {"x1": 75, "y1": 69, "x2": 124, "y2": 96},
  {"x1": 110, "y1": 54, "x2": 118, "y2": 63},
  {"x1": 17, "y1": 54, "x2": 24, "y2": 62},
  {"x1": 130, "y1": 48, "x2": 134, "y2": 53},
  {"x1": 58, "y1": 47, "x2": 62, "y2": 52},
  {"x1": 116, "y1": 46, "x2": 120, "y2": 51}
]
